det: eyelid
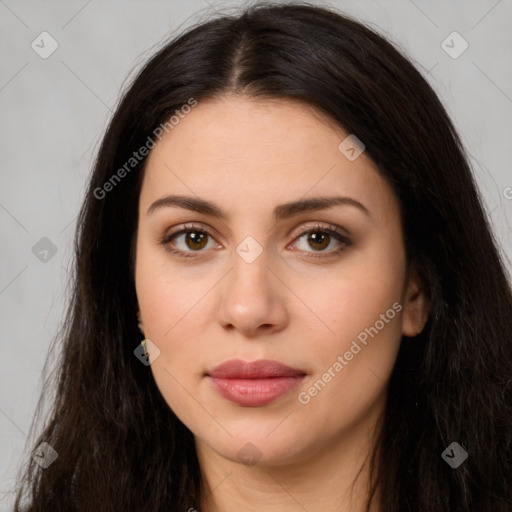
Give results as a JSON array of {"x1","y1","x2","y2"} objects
[
  {"x1": 162, "y1": 222, "x2": 218, "y2": 240},
  {"x1": 287, "y1": 221, "x2": 351, "y2": 242}
]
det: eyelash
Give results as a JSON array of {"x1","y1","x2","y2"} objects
[{"x1": 157, "y1": 222, "x2": 352, "y2": 260}]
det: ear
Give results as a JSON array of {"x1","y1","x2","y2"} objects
[
  {"x1": 136, "y1": 308, "x2": 145, "y2": 335},
  {"x1": 401, "y1": 268, "x2": 429, "y2": 337}
]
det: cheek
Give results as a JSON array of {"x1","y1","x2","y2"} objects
[
  {"x1": 301, "y1": 276, "x2": 403, "y2": 383},
  {"x1": 135, "y1": 236, "x2": 208, "y2": 335},
  {"x1": 303, "y1": 241, "x2": 405, "y2": 343},
  {"x1": 135, "y1": 243, "x2": 202, "y2": 373},
  {"x1": 135, "y1": 255, "x2": 210, "y2": 422},
  {"x1": 136, "y1": 272, "x2": 210, "y2": 365},
  {"x1": 294, "y1": 236, "x2": 405, "y2": 404}
]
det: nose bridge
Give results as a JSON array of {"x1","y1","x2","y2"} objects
[
  {"x1": 216, "y1": 235, "x2": 287, "y2": 334},
  {"x1": 228, "y1": 238, "x2": 273, "y2": 304}
]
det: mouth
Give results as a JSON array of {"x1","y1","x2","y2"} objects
[{"x1": 205, "y1": 359, "x2": 307, "y2": 407}]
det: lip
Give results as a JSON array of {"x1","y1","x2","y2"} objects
[{"x1": 206, "y1": 359, "x2": 306, "y2": 407}]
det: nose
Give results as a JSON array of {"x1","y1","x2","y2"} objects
[{"x1": 216, "y1": 247, "x2": 289, "y2": 338}]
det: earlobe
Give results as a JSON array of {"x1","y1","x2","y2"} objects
[{"x1": 401, "y1": 271, "x2": 430, "y2": 337}]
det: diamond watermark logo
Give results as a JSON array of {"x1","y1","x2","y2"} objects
[
  {"x1": 236, "y1": 236, "x2": 263, "y2": 264},
  {"x1": 32, "y1": 442, "x2": 58, "y2": 469},
  {"x1": 441, "y1": 442, "x2": 468, "y2": 468},
  {"x1": 32, "y1": 237, "x2": 58, "y2": 263},
  {"x1": 31, "y1": 32, "x2": 59, "y2": 59},
  {"x1": 338, "y1": 134, "x2": 365, "y2": 161},
  {"x1": 236, "y1": 442, "x2": 262, "y2": 466},
  {"x1": 441, "y1": 32, "x2": 468, "y2": 59},
  {"x1": 134, "y1": 338, "x2": 161, "y2": 366}
]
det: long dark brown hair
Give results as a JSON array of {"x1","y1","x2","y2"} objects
[{"x1": 12, "y1": 2, "x2": 512, "y2": 511}]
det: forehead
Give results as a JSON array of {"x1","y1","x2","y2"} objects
[
  {"x1": 139, "y1": 96, "x2": 396, "y2": 219},
  {"x1": 146, "y1": 96, "x2": 349, "y2": 167}
]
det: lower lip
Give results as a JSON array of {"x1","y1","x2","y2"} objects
[{"x1": 207, "y1": 376, "x2": 305, "y2": 407}]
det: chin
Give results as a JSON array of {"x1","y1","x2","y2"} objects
[{"x1": 206, "y1": 427, "x2": 311, "y2": 468}]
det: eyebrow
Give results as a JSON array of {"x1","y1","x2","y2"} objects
[{"x1": 146, "y1": 194, "x2": 371, "y2": 220}]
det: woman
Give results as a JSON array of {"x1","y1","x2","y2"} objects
[{"x1": 14, "y1": 2, "x2": 512, "y2": 511}]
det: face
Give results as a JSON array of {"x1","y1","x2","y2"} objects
[{"x1": 135, "y1": 96, "x2": 427, "y2": 467}]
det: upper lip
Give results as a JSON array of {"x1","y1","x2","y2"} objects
[{"x1": 206, "y1": 359, "x2": 306, "y2": 379}]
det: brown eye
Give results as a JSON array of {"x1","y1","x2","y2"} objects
[
  {"x1": 181, "y1": 231, "x2": 208, "y2": 251},
  {"x1": 306, "y1": 232, "x2": 331, "y2": 251},
  {"x1": 159, "y1": 222, "x2": 351, "y2": 260},
  {"x1": 290, "y1": 224, "x2": 352, "y2": 259},
  {"x1": 158, "y1": 224, "x2": 217, "y2": 259}
]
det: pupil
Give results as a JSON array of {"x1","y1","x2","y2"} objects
[
  {"x1": 309, "y1": 232, "x2": 329, "y2": 250},
  {"x1": 187, "y1": 232, "x2": 206, "y2": 250}
]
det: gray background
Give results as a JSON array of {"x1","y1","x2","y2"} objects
[{"x1": 1, "y1": 0, "x2": 511, "y2": 509}]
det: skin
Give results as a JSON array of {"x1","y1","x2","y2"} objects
[{"x1": 135, "y1": 95, "x2": 429, "y2": 512}]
